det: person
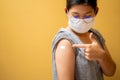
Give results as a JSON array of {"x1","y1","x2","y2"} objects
[{"x1": 52, "y1": 0, "x2": 116, "y2": 80}]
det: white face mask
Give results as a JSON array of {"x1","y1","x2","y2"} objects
[{"x1": 68, "y1": 16, "x2": 95, "y2": 33}]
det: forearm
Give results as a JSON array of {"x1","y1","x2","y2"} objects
[{"x1": 98, "y1": 52, "x2": 116, "y2": 76}]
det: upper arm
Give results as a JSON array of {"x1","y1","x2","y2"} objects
[{"x1": 55, "y1": 39, "x2": 75, "y2": 80}]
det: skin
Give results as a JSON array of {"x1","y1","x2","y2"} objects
[{"x1": 55, "y1": 4, "x2": 116, "y2": 80}]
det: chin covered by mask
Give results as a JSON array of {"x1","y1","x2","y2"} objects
[{"x1": 68, "y1": 16, "x2": 95, "y2": 33}]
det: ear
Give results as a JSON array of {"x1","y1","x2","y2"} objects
[
  {"x1": 64, "y1": 8, "x2": 68, "y2": 14},
  {"x1": 64, "y1": 8, "x2": 69, "y2": 17},
  {"x1": 95, "y1": 7, "x2": 99, "y2": 15}
]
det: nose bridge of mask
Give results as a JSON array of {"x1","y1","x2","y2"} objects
[
  {"x1": 80, "y1": 19, "x2": 84, "y2": 22},
  {"x1": 71, "y1": 17, "x2": 80, "y2": 23},
  {"x1": 72, "y1": 17, "x2": 84, "y2": 23},
  {"x1": 70, "y1": 16, "x2": 94, "y2": 25}
]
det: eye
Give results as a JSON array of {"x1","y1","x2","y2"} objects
[
  {"x1": 73, "y1": 15, "x2": 79, "y2": 19},
  {"x1": 84, "y1": 16, "x2": 91, "y2": 19}
]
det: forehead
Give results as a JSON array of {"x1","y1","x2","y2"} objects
[{"x1": 69, "y1": 4, "x2": 94, "y2": 14}]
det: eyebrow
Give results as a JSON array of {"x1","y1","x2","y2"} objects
[
  {"x1": 72, "y1": 12, "x2": 79, "y2": 14},
  {"x1": 72, "y1": 10, "x2": 93, "y2": 15},
  {"x1": 85, "y1": 11, "x2": 93, "y2": 14}
]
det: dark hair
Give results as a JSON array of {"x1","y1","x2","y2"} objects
[{"x1": 66, "y1": 0, "x2": 97, "y2": 12}]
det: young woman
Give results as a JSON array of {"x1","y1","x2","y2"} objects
[{"x1": 52, "y1": 0, "x2": 116, "y2": 80}]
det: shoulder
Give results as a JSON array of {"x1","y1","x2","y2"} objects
[
  {"x1": 56, "y1": 39, "x2": 74, "y2": 55},
  {"x1": 52, "y1": 28, "x2": 76, "y2": 53},
  {"x1": 90, "y1": 28, "x2": 103, "y2": 37},
  {"x1": 55, "y1": 39, "x2": 75, "y2": 61},
  {"x1": 90, "y1": 28, "x2": 105, "y2": 41}
]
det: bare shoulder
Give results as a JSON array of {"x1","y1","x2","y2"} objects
[
  {"x1": 56, "y1": 39, "x2": 73, "y2": 50},
  {"x1": 55, "y1": 39, "x2": 75, "y2": 60}
]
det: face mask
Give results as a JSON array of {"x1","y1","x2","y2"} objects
[{"x1": 68, "y1": 16, "x2": 95, "y2": 33}]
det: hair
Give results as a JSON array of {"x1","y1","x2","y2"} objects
[{"x1": 66, "y1": 0, "x2": 97, "y2": 13}]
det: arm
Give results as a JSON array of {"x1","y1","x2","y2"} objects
[
  {"x1": 98, "y1": 44, "x2": 116, "y2": 76},
  {"x1": 72, "y1": 33, "x2": 116, "y2": 77},
  {"x1": 55, "y1": 39, "x2": 75, "y2": 80}
]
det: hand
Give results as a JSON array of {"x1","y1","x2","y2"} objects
[{"x1": 72, "y1": 33, "x2": 105, "y2": 61}]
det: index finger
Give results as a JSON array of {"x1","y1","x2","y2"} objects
[{"x1": 72, "y1": 44, "x2": 89, "y2": 48}]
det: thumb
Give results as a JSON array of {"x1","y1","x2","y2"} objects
[{"x1": 89, "y1": 33, "x2": 97, "y2": 42}]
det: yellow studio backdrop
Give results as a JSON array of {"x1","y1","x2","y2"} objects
[{"x1": 0, "y1": 0, "x2": 120, "y2": 80}]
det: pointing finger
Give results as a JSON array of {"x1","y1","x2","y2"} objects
[{"x1": 72, "y1": 44, "x2": 89, "y2": 48}]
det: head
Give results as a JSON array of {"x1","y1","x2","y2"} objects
[
  {"x1": 65, "y1": 0, "x2": 99, "y2": 33},
  {"x1": 65, "y1": 0, "x2": 98, "y2": 18}
]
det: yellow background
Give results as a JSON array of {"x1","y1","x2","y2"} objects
[{"x1": 0, "y1": 0, "x2": 120, "y2": 80}]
